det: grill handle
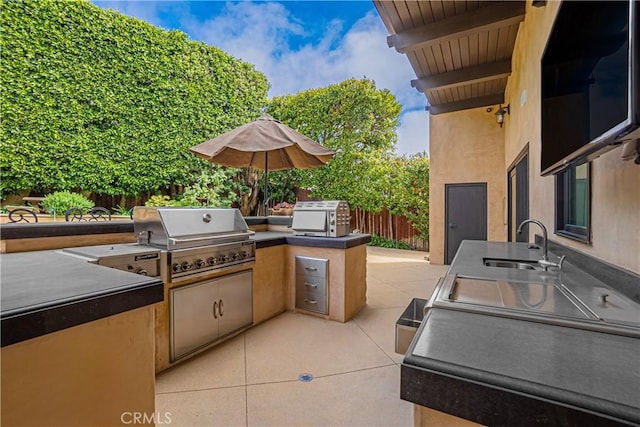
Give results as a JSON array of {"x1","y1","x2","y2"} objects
[{"x1": 168, "y1": 231, "x2": 254, "y2": 244}]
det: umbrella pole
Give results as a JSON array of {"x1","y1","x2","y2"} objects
[{"x1": 264, "y1": 155, "x2": 268, "y2": 216}]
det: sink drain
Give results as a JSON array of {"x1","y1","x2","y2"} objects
[{"x1": 298, "y1": 373, "x2": 314, "y2": 383}]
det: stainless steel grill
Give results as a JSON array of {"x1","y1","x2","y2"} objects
[
  {"x1": 61, "y1": 206, "x2": 257, "y2": 369},
  {"x1": 291, "y1": 201, "x2": 350, "y2": 237},
  {"x1": 132, "y1": 206, "x2": 256, "y2": 281},
  {"x1": 132, "y1": 206, "x2": 256, "y2": 365},
  {"x1": 133, "y1": 206, "x2": 253, "y2": 250}
]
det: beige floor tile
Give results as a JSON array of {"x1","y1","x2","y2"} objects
[
  {"x1": 247, "y1": 365, "x2": 412, "y2": 427},
  {"x1": 353, "y1": 306, "x2": 407, "y2": 364},
  {"x1": 386, "y1": 278, "x2": 441, "y2": 300},
  {"x1": 366, "y1": 282, "x2": 417, "y2": 309},
  {"x1": 156, "y1": 334, "x2": 246, "y2": 393},
  {"x1": 367, "y1": 246, "x2": 430, "y2": 262},
  {"x1": 371, "y1": 265, "x2": 438, "y2": 285},
  {"x1": 245, "y1": 312, "x2": 394, "y2": 384},
  {"x1": 156, "y1": 386, "x2": 247, "y2": 427}
]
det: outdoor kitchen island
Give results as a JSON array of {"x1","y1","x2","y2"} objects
[
  {"x1": 250, "y1": 229, "x2": 371, "y2": 325},
  {"x1": 401, "y1": 240, "x2": 640, "y2": 426},
  {"x1": 0, "y1": 250, "x2": 163, "y2": 427}
]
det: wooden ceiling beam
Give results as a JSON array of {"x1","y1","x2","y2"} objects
[
  {"x1": 387, "y1": 2, "x2": 525, "y2": 53},
  {"x1": 427, "y1": 93, "x2": 505, "y2": 115},
  {"x1": 412, "y1": 60, "x2": 512, "y2": 92}
]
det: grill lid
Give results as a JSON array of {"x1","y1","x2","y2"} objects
[{"x1": 133, "y1": 206, "x2": 253, "y2": 250}]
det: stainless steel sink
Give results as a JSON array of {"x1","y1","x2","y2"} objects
[
  {"x1": 432, "y1": 274, "x2": 640, "y2": 338},
  {"x1": 483, "y1": 258, "x2": 542, "y2": 270}
]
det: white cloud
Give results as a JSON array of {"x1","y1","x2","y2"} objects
[
  {"x1": 93, "y1": 1, "x2": 430, "y2": 156},
  {"x1": 95, "y1": 1, "x2": 187, "y2": 30},
  {"x1": 397, "y1": 109, "x2": 430, "y2": 156}
]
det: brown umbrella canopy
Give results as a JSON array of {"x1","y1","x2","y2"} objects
[
  {"x1": 190, "y1": 114, "x2": 335, "y2": 214},
  {"x1": 190, "y1": 114, "x2": 335, "y2": 170}
]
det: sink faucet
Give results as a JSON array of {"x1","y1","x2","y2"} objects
[{"x1": 517, "y1": 219, "x2": 565, "y2": 271}]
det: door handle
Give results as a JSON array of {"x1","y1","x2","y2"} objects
[
  {"x1": 305, "y1": 282, "x2": 318, "y2": 288},
  {"x1": 449, "y1": 223, "x2": 457, "y2": 229},
  {"x1": 304, "y1": 266, "x2": 317, "y2": 271},
  {"x1": 304, "y1": 299, "x2": 318, "y2": 304},
  {"x1": 213, "y1": 301, "x2": 218, "y2": 319},
  {"x1": 219, "y1": 299, "x2": 224, "y2": 317}
]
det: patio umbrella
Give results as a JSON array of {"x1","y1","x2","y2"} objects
[{"x1": 190, "y1": 114, "x2": 335, "y2": 215}]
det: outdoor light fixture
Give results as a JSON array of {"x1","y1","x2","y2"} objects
[{"x1": 495, "y1": 104, "x2": 510, "y2": 127}]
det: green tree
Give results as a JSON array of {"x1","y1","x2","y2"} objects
[
  {"x1": 388, "y1": 154, "x2": 430, "y2": 243},
  {"x1": 267, "y1": 78, "x2": 401, "y2": 213},
  {"x1": 0, "y1": 0, "x2": 268, "y2": 199}
]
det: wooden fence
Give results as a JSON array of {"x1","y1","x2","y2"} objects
[
  {"x1": 296, "y1": 189, "x2": 427, "y2": 251},
  {"x1": 350, "y1": 207, "x2": 427, "y2": 251}
]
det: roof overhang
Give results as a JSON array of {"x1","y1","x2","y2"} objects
[{"x1": 374, "y1": 1, "x2": 526, "y2": 115}]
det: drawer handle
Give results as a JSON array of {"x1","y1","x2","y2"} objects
[
  {"x1": 304, "y1": 267, "x2": 318, "y2": 271},
  {"x1": 304, "y1": 299, "x2": 318, "y2": 304},
  {"x1": 305, "y1": 282, "x2": 318, "y2": 288}
]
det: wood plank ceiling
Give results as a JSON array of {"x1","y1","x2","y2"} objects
[{"x1": 374, "y1": 1, "x2": 526, "y2": 114}]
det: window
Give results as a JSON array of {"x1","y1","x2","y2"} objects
[{"x1": 555, "y1": 163, "x2": 590, "y2": 242}]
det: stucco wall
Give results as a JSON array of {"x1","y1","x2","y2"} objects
[
  {"x1": 429, "y1": 107, "x2": 506, "y2": 265},
  {"x1": 1, "y1": 306, "x2": 156, "y2": 426},
  {"x1": 504, "y1": 2, "x2": 640, "y2": 273}
]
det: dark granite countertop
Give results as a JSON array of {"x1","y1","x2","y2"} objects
[
  {"x1": 251, "y1": 231, "x2": 371, "y2": 249},
  {"x1": 1, "y1": 250, "x2": 163, "y2": 347},
  {"x1": 403, "y1": 240, "x2": 640, "y2": 426}
]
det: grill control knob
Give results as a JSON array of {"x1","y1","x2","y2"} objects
[
  {"x1": 241, "y1": 251, "x2": 250, "y2": 259},
  {"x1": 181, "y1": 261, "x2": 193, "y2": 271},
  {"x1": 172, "y1": 263, "x2": 182, "y2": 273},
  {"x1": 231, "y1": 253, "x2": 241, "y2": 261},
  {"x1": 207, "y1": 257, "x2": 216, "y2": 266},
  {"x1": 136, "y1": 268, "x2": 148, "y2": 276},
  {"x1": 195, "y1": 259, "x2": 206, "y2": 269}
]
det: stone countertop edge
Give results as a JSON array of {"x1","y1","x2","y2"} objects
[
  {"x1": 403, "y1": 313, "x2": 640, "y2": 426},
  {"x1": 400, "y1": 363, "x2": 635, "y2": 427},
  {"x1": 1, "y1": 221, "x2": 134, "y2": 239},
  {"x1": 1, "y1": 250, "x2": 164, "y2": 347},
  {"x1": 1, "y1": 280, "x2": 163, "y2": 347},
  {"x1": 252, "y1": 232, "x2": 371, "y2": 249}
]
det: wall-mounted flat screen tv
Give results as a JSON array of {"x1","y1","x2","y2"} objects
[{"x1": 541, "y1": 0, "x2": 639, "y2": 176}]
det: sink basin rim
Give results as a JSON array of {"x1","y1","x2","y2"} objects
[{"x1": 483, "y1": 258, "x2": 542, "y2": 270}]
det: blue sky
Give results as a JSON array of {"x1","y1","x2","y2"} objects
[{"x1": 92, "y1": 1, "x2": 430, "y2": 155}]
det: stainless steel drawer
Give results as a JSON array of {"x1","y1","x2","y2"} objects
[
  {"x1": 296, "y1": 291, "x2": 328, "y2": 314},
  {"x1": 295, "y1": 256, "x2": 328, "y2": 278},
  {"x1": 295, "y1": 274, "x2": 327, "y2": 295}
]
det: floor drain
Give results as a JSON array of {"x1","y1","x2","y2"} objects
[{"x1": 298, "y1": 373, "x2": 314, "y2": 383}]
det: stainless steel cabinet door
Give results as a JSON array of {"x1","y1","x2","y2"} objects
[
  {"x1": 218, "y1": 270, "x2": 253, "y2": 337},
  {"x1": 171, "y1": 279, "x2": 219, "y2": 361}
]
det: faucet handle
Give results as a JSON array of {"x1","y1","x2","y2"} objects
[{"x1": 557, "y1": 255, "x2": 566, "y2": 271}]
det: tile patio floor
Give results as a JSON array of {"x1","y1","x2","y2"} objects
[{"x1": 156, "y1": 246, "x2": 449, "y2": 427}]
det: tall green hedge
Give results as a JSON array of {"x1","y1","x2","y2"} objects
[{"x1": 0, "y1": 0, "x2": 269, "y2": 198}]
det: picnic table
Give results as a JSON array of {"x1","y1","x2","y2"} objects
[{"x1": 22, "y1": 197, "x2": 45, "y2": 213}]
